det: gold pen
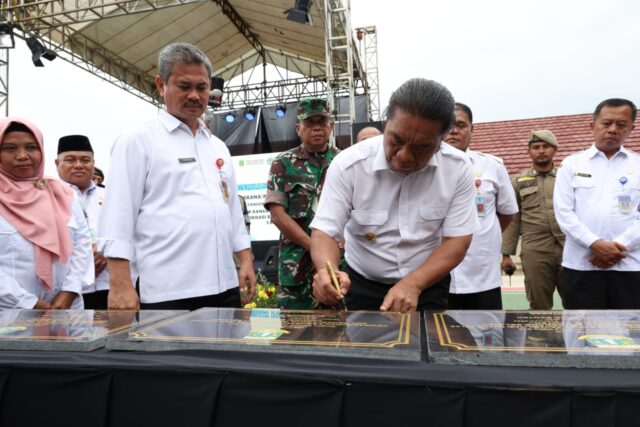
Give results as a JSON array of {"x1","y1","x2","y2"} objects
[{"x1": 325, "y1": 260, "x2": 348, "y2": 311}]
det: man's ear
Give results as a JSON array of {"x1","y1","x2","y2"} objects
[{"x1": 155, "y1": 75, "x2": 165, "y2": 97}]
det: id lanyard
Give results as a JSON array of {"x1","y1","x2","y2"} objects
[
  {"x1": 618, "y1": 176, "x2": 632, "y2": 214},
  {"x1": 474, "y1": 178, "x2": 487, "y2": 217},
  {"x1": 216, "y1": 158, "x2": 230, "y2": 204}
]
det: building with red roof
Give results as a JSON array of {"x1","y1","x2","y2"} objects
[{"x1": 470, "y1": 114, "x2": 640, "y2": 175}]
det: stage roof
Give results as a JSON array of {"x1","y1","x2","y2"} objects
[{"x1": 7, "y1": 0, "x2": 341, "y2": 102}]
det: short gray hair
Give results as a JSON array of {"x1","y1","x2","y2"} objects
[{"x1": 157, "y1": 43, "x2": 213, "y2": 83}]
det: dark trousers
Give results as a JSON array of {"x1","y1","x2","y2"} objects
[
  {"x1": 82, "y1": 290, "x2": 109, "y2": 310},
  {"x1": 562, "y1": 268, "x2": 640, "y2": 309},
  {"x1": 344, "y1": 263, "x2": 449, "y2": 311},
  {"x1": 448, "y1": 287, "x2": 502, "y2": 310},
  {"x1": 140, "y1": 287, "x2": 241, "y2": 311}
]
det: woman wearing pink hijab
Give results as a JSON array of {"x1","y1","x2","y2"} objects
[{"x1": 0, "y1": 117, "x2": 93, "y2": 309}]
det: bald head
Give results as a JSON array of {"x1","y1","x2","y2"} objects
[{"x1": 356, "y1": 126, "x2": 382, "y2": 142}]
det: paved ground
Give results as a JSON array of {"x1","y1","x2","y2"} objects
[{"x1": 500, "y1": 273, "x2": 563, "y2": 310}]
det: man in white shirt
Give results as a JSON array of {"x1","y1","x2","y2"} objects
[
  {"x1": 445, "y1": 103, "x2": 518, "y2": 309},
  {"x1": 554, "y1": 98, "x2": 639, "y2": 309},
  {"x1": 98, "y1": 43, "x2": 256, "y2": 310},
  {"x1": 56, "y1": 135, "x2": 110, "y2": 309},
  {"x1": 310, "y1": 78, "x2": 476, "y2": 312}
]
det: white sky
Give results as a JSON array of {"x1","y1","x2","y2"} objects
[{"x1": 7, "y1": 0, "x2": 640, "y2": 177}]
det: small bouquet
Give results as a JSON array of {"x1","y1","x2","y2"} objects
[{"x1": 243, "y1": 271, "x2": 278, "y2": 309}]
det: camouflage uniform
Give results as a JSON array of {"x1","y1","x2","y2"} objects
[{"x1": 264, "y1": 144, "x2": 338, "y2": 309}]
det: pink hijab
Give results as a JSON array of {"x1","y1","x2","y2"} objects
[{"x1": 0, "y1": 117, "x2": 74, "y2": 289}]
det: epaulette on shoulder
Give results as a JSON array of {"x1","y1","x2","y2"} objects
[
  {"x1": 476, "y1": 151, "x2": 504, "y2": 164},
  {"x1": 440, "y1": 143, "x2": 468, "y2": 162}
]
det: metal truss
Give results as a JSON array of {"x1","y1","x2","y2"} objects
[
  {"x1": 0, "y1": 0, "x2": 376, "y2": 127},
  {"x1": 0, "y1": 49, "x2": 7, "y2": 117},
  {"x1": 2, "y1": 0, "x2": 205, "y2": 30},
  {"x1": 219, "y1": 76, "x2": 328, "y2": 111},
  {"x1": 323, "y1": 0, "x2": 364, "y2": 145},
  {"x1": 211, "y1": 0, "x2": 264, "y2": 60},
  {"x1": 356, "y1": 25, "x2": 379, "y2": 120}
]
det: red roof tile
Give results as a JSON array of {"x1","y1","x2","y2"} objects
[{"x1": 470, "y1": 114, "x2": 640, "y2": 175}]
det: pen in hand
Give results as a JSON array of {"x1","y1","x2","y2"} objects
[{"x1": 325, "y1": 260, "x2": 348, "y2": 311}]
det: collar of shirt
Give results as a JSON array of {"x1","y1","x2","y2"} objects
[
  {"x1": 67, "y1": 180, "x2": 97, "y2": 197},
  {"x1": 588, "y1": 143, "x2": 631, "y2": 160},
  {"x1": 371, "y1": 137, "x2": 439, "y2": 173},
  {"x1": 293, "y1": 143, "x2": 332, "y2": 161},
  {"x1": 158, "y1": 110, "x2": 211, "y2": 138},
  {"x1": 528, "y1": 167, "x2": 558, "y2": 177}
]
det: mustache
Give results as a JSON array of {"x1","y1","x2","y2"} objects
[{"x1": 184, "y1": 101, "x2": 203, "y2": 107}]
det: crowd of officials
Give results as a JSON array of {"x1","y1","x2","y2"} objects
[{"x1": 0, "y1": 41, "x2": 638, "y2": 313}]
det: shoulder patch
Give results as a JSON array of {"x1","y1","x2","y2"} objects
[{"x1": 516, "y1": 176, "x2": 535, "y2": 182}]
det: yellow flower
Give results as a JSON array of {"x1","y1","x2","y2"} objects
[
  {"x1": 258, "y1": 290, "x2": 268, "y2": 300},
  {"x1": 244, "y1": 302, "x2": 257, "y2": 309}
]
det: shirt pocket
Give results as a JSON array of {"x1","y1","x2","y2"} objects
[
  {"x1": 285, "y1": 181, "x2": 316, "y2": 220},
  {"x1": 418, "y1": 205, "x2": 447, "y2": 237},
  {"x1": 351, "y1": 209, "x2": 388, "y2": 238},
  {"x1": 0, "y1": 218, "x2": 22, "y2": 257},
  {"x1": 571, "y1": 176, "x2": 594, "y2": 190}
]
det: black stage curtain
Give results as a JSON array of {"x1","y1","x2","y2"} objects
[{"x1": 1, "y1": 349, "x2": 640, "y2": 427}]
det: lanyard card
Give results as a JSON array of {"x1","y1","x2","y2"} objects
[
  {"x1": 475, "y1": 195, "x2": 487, "y2": 217},
  {"x1": 619, "y1": 195, "x2": 632, "y2": 214}
]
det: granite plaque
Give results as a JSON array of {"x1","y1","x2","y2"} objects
[
  {"x1": 107, "y1": 308, "x2": 420, "y2": 360},
  {"x1": 0, "y1": 310, "x2": 184, "y2": 351},
  {"x1": 425, "y1": 310, "x2": 640, "y2": 369}
]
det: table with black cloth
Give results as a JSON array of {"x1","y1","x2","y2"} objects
[{"x1": 1, "y1": 348, "x2": 639, "y2": 427}]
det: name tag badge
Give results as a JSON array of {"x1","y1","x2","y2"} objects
[
  {"x1": 178, "y1": 157, "x2": 196, "y2": 164},
  {"x1": 475, "y1": 195, "x2": 487, "y2": 217},
  {"x1": 220, "y1": 179, "x2": 230, "y2": 204},
  {"x1": 619, "y1": 195, "x2": 632, "y2": 214}
]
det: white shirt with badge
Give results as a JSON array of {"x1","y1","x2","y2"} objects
[
  {"x1": 554, "y1": 144, "x2": 640, "y2": 271},
  {"x1": 311, "y1": 136, "x2": 476, "y2": 284},
  {"x1": 98, "y1": 110, "x2": 250, "y2": 303},
  {"x1": 450, "y1": 150, "x2": 519, "y2": 294},
  {"x1": 69, "y1": 182, "x2": 137, "y2": 293}
]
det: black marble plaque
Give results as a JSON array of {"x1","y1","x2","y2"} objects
[
  {"x1": 0, "y1": 310, "x2": 184, "y2": 351},
  {"x1": 425, "y1": 310, "x2": 640, "y2": 369},
  {"x1": 107, "y1": 308, "x2": 421, "y2": 360}
]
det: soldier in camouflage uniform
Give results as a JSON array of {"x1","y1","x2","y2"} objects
[{"x1": 264, "y1": 98, "x2": 339, "y2": 309}]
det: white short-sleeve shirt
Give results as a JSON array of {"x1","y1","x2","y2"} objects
[
  {"x1": 449, "y1": 150, "x2": 519, "y2": 294},
  {"x1": 554, "y1": 144, "x2": 640, "y2": 271},
  {"x1": 98, "y1": 110, "x2": 250, "y2": 303},
  {"x1": 311, "y1": 136, "x2": 476, "y2": 283}
]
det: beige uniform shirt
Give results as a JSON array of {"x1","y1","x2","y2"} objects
[{"x1": 502, "y1": 167, "x2": 565, "y2": 254}]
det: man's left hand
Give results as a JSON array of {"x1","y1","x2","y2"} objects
[
  {"x1": 238, "y1": 263, "x2": 257, "y2": 304},
  {"x1": 380, "y1": 279, "x2": 422, "y2": 312},
  {"x1": 50, "y1": 291, "x2": 78, "y2": 310}
]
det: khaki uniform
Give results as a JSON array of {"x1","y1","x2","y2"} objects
[{"x1": 502, "y1": 167, "x2": 565, "y2": 309}]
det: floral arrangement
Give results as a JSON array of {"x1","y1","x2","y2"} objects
[{"x1": 243, "y1": 271, "x2": 278, "y2": 309}]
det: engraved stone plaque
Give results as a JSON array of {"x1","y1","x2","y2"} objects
[
  {"x1": 0, "y1": 310, "x2": 184, "y2": 351},
  {"x1": 107, "y1": 308, "x2": 421, "y2": 360},
  {"x1": 425, "y1": 310, "x2": 640, "y2": 369}
]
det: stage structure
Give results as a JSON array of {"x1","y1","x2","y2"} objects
[{"x1": 0, "y1": 0, "x2": 380, "y2": 139}]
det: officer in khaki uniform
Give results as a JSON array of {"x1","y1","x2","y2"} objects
[{"x1": 502, "y1": 130, "x2": 565, "y2": 309}]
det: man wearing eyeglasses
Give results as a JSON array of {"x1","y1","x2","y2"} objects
[
  {"x1": 265, "y1": 97, "x2": 339, "y2": 309},
  {"x1": 56, "y1": 135, "x2": 114, "y2": 309}
]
